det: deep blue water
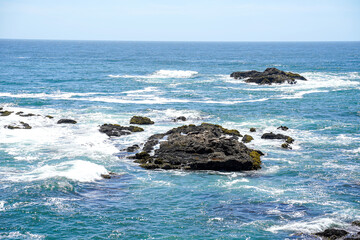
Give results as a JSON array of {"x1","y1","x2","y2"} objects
[{"x1": 0, "y1": 40, "x2": 359, "y2": 239}]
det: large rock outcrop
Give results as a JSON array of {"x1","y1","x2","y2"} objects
[
  {"x1": 230, "y1": 68, "x2": 306, "y2": 85},
  {"x1": 131, "y1": 123, "x2": 263, "y2": 171}
]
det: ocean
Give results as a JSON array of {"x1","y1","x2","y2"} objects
[{"x1": 0, "y1": 40, "x2": 359, "y2": 239}]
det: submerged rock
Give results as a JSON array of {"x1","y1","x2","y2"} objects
[
  {"x1": 99, "y1": 124, "x2": 144, "y2": 137},
  {"x1": 57, "y1": 119, "x2": 77, "y2": 124},
  {"x1": 230, "y1": 68, "x2": 306, "y2": 85},
  {"x1": 5, "y1": 121, "x2": 32, "y2": 129},
  {"x1": 132, "y1": 123, "x2": 262, "y2": 171},
  {"x1": 16, "y1": 112, "x2": 39, "y2": 117},
  {"x1": 250, "y1": 128, "x2": 256, "y2": 132},
  {"x1": 130, "y1": 116, "x2": 154, "y2": 125}
]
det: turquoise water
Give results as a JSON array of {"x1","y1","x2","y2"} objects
[{"x1": 0, "y1": 40, "x2": 359, "y2": 239}]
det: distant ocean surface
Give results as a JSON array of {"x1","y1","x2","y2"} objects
[{"x1": 0, "y1": 40, "x2": 359, "y2": 239}]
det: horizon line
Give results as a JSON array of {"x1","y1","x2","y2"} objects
[{"x1": 1, "y1": 38, "x2": 359, "y2": 43}]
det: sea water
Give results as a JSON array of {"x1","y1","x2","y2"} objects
[{"x1": 0, "y1": 40, "x2": 359, "y2": 239}]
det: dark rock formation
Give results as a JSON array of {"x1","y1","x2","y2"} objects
[
  {"x1": 130, "y1": 116, "x2": 154, "y2": 125},
  {"x1": 0, "y1": 110, "x2": 13, "y2": 116},
  {"x1": 242, "y1": 134, "x2": 254, "y2": 143},
  {"x1": 131, "y1": 123, "x2": 262, "y2": 171},
  {"x1": 16, "y1": 112, "x2": 39, "y2": 117},
  {"x1": 315, "y1": 228, "x2": 348, "y2": 239},
  {"x1": 100, "y1": 172, "x2": 117, "y2": 179},
  {"x1": 99, "y1": 124, "x2": 144, "y2": 137},
  {"x1": 277, "y1": 126, "x2": 289, "y2": 131},
  {"x1": 286, "y1": 137, "x2": 294, "y2": 144},
  {"x1": 352, "y1": 221, "x2": 360, "y2": 227},
  {"x1": 281, "y1": 143, "x2": 292, "y2": 149},
  {"x1": 126, "y1": 144, "x2": 140, "y2": 152},
  {"x1": 173, "y1": 116, "x2": 187, "y2": 122},
  {"x1": 5, "y1": 122, "x2": 32, "y2": 129},
  {"x1": 57, "y1": 119, "x2": 77, "y2": 124},
  {"x1": 230, "y1": 68, "x2": 306, "y2": 85},
  {"x1": 261, "y1": 132, "x2": 289, "y2": 140},
  {"x1": 250, "y1": 128, "x2": 256, "y2": 132}
]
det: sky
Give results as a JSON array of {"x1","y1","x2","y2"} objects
[{"x1": 0, "y1": 0, "x2": 359, "y2": 41}]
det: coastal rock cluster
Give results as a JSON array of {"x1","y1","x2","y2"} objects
[
  {"x1": 131, "y1": 123, "x2": 262, "y2": 171},
  {"x1": 230, "y1": 68, "x2": 307, "y2": 85}
]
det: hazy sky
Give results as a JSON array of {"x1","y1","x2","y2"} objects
[{"x1": 0, "y1": 0, "x2": 359, "y2": 41}]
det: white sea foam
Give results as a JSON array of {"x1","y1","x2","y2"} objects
[
  {"x1": 109, "y1": 70, "x2": 198, "y2": 79},
  {"x1": 0, "y1": 232, "x2": 45, "y2": 239},
  {"x1": 8, "y1": 160, "x2": 108, "y2": 182},
  {"x1": 267, "y1": 217, "x2": 341, "y2": 234},
  {"x1": 0, "y1": 201, "x2": 5, "y2": 211},
  {"x1": 0, "y1": 91, "x2": 103, "y2": 100}
]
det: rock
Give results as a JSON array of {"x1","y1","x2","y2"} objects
[
  {"x1": 130, "y1": 116, "x2": 154, "y2": 125},
  {"x1": 132, "y1": 123, "x2": 262, "y2": 171},
  {"x1": 250, "y1": 128, "x2": 256, "y2": 132},
  {"x1": 277, "y1": 126, "x2": 289, "y2": 131},
  {"x1": 261, "y1": 132, "x2": 289, "y2": 140},
  {"x1": 173, "y1": 116, "x2": 187, "y2": 122},
  {"x1": 16, "y1": 112, "x2": 38, "y2": 117},
  {"x1": 315, "y1": 228, "x2": 348, "y2": 239},
  {"x1": 5, "y1": 121, "x2": 32, "y2": 129},
  {"x1": 45, "y1": 115, "x2": 54, "y2": 119},
  {"x1": 0, "y1": 110, "x2": 13, "y2": 116},
  {"x1": 101, "y1": 172, "x2": 117, "y2": 179},
  {"x1": 242, "y1": 134, "x2": 254, "y2": 143},
  {"x1": 99, "y1": 124, "x2": 144, "y2": 137},
  {"x1": 126, "y1": 144, "x2": 140, "y2": 152},
  {"x1": 352, "y1": 221, "x2": 360, "y2": 227},
  {"x1": 286, "y1": 137, "x2": 294, "y2": 144},
  {"x1": 230, "y1": 68, "x2": 306, "y2": 85},
  {"x1": 281, "y1": 143, "x2": 292, "y2": 149},
  {"x1": 57, "y1": 119, "x2": 77, "y2": 124}
]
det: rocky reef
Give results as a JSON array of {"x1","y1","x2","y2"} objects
[
  {"x1": 130, "y1": 123, "x2": 263, "y2": 171},
  {"x1": 230, "y1": 68, "x2": 306, "y2": 85}
]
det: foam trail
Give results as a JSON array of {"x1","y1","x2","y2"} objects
[
  {"x1": 108, "y1": 70, "x2": 198, "y2": 79},
  {"x1": 8, "y1": 160, "x2": 108, "y2": 182}
]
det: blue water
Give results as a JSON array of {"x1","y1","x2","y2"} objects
[{"x1": 0, "y1": 40, "x2": 359, "y2": 239}]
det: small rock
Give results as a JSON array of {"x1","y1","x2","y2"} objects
[
  {"x1": 281, "y1": 143, "x2": 292, "y2": 149},
  {"x1": 45, "y1": 115, "x2": 54, "y2": 119},
  {"x1": 242, "y1": 134, "x2": 254, "y2": 143},
  {"x1": 250, "y1": 128, "x2": 256, "y2": 132},
  {"x1": 57, "y1": 119, "x2": 77, "y2": 124},
  {"x1": 101, "y1": 174, "x2": 111, "y2": 179},
  {"x1": 99, "y1": 124, "x2": 144, "y2": 137},
  {"x1": 352, "y1": 221, "x2": 360, "y2": 227},
  {"x1": 261, "y1": 132, "x2": 289, "y2": 140},
  {"x1": 277, "y1": 126, "x2": 289, "y2": 131},
  {"x1": 286, "y1": 137, "x2": 295, "y2": 144},
  {"x1": 5, "y1": 121, "x2": 32, "y2": 129},
  {"x1": 129, "y1": 116, "x2": 154, "y2": 125},
  {"x1": 126, "y1": 144, "x2": 140, "y2": 152},
  {"x1": 315, "y1": 228, "x2": 348, "y2": 239},
  {"x1": 173, "y1": 116, "x2": 187, "y2": 122},
  {"x1": 0, "y1": 111, "x2": 13, "y2": 116}
]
